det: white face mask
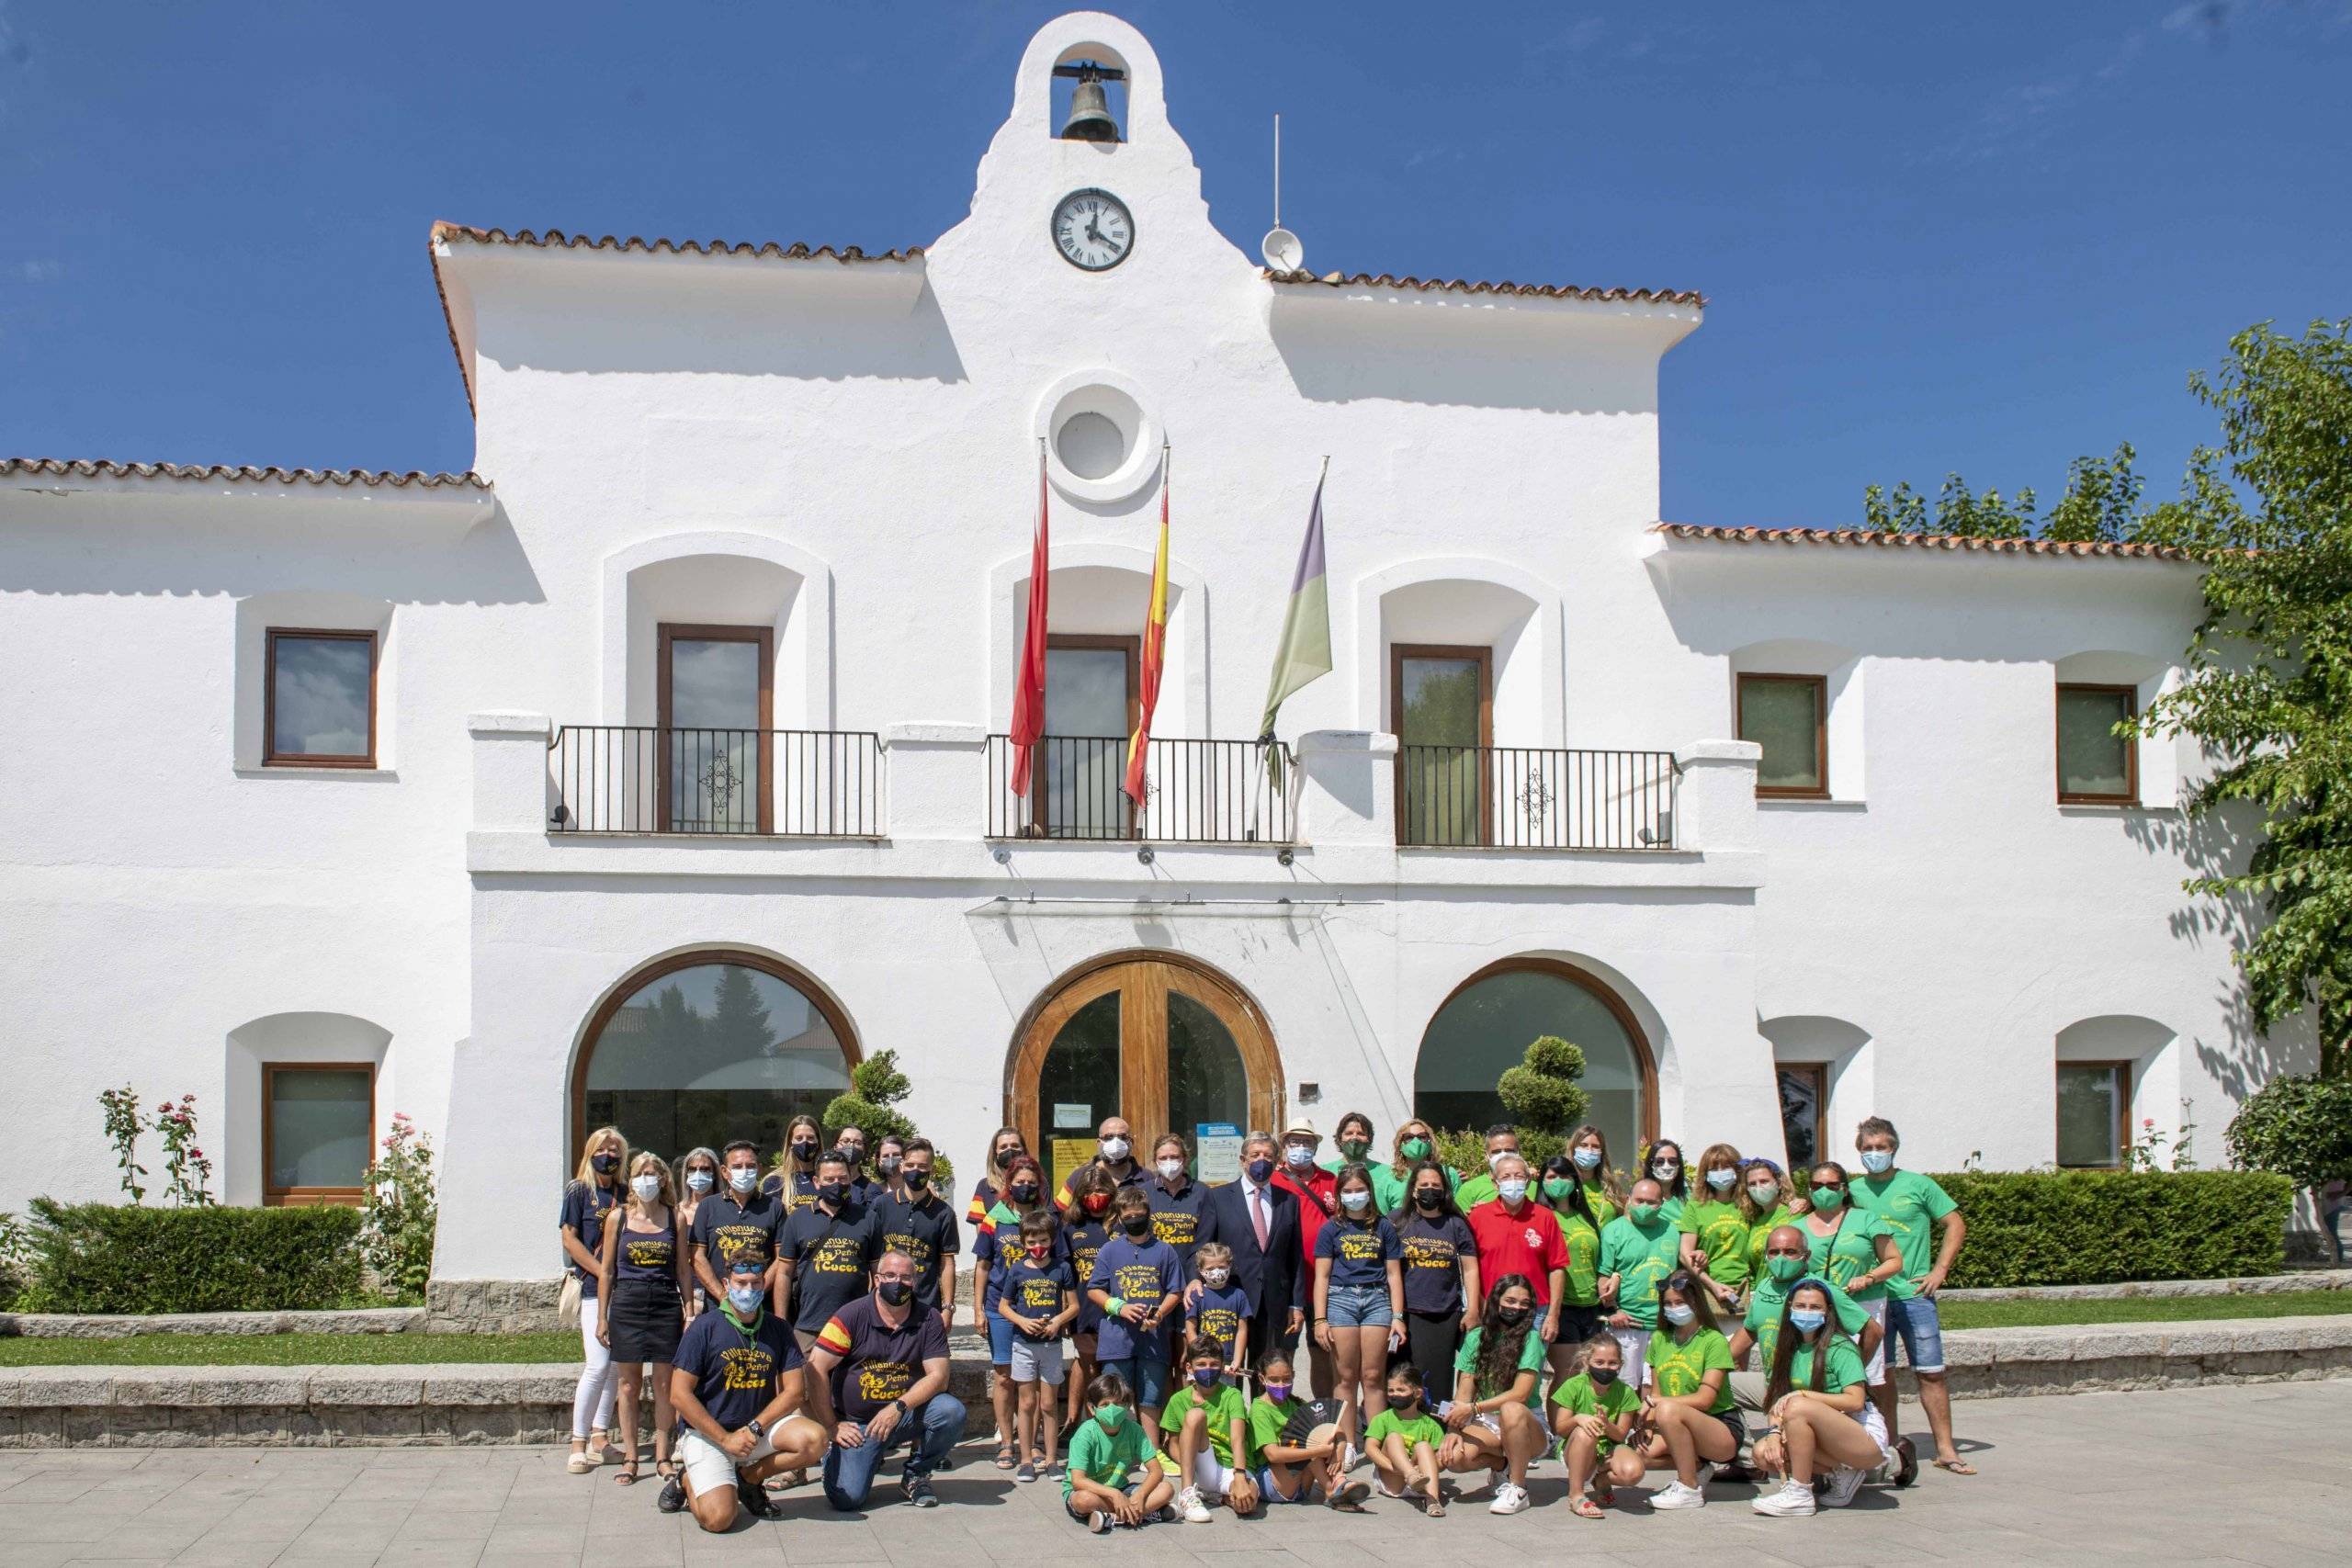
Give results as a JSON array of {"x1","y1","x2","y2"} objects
[
  {"x1": 1497, "y1": 1178, "x2": 1529, "y2": 1203},
  {"x1": 630, "y1": 1174, "x2": 661, "y2": 1201},
  {"x1": 1202, "y1": 1268, "x2": 1229, "y2": 1287},
  {"x1": 686, "y1": 1170, "x2": 715, "y2": 1193},
  {"x1": 1706, "y1": 1168, "x2": 1737, "y2": 1190},
  {"x1": 727, "y1": 1285, "x2": 763, "y2": 1315},
  {"x1": 1158, "y1": 1158, "x2": 1185, "y2": 1181},
  {"x1": 1340, "y1": 1190, "x2": 1371, "y2": 1212},
  {"x1": 1663, "y1": 1302, "x2": 1695, "y2": 1327},
  {"x1": 1747, "y1": 1183, "x2": 1779, "y2": 1206},
  {"x1": 1102, "y1": 1136, "x2": 1132, "y2": 1161},
  {"x1": 1487, "y1": 1147, "x2": 1515, "y2": 1170},
  {"x1": 1653, "y1": 1160, "x2": 1680, "y2": 1181},
  {"x1": 1285, "y1": 1145, "x2": 1315, "y2": 1168},
  {"x1": 1571, "y1": 1147, "x2": 1601, "y2": 1170},
  {"x1": 729, "y1": 1167, "x2": 757, "y2": 1193}
]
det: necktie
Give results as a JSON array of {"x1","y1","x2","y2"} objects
[{"x1": 1250, "y1": 1185, "x2": 1269, "y2": 1250}]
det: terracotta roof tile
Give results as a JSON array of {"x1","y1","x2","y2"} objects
[
  {"x1": 1265, "y1": 267, "x2": 1704, "y2": 307},
  {"x1": 3, "y1": 457, "x2": 491, "y2": 491},
  {"x1": 1652, "y1": 523, "x2": 2194, "y2": 562},
  {"x1": 431, "y1": 222, "x2": 925, "y2": 265}
]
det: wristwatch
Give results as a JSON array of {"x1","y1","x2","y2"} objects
[
  {"x1": 746, "y1": 1417, "x2": 764, "y2": 1438},
  {"x1": 889, "y1": 1398, "x2": 909, "y2": 1419}
]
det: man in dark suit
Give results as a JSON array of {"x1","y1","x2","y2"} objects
[{"x1": 1196, "y1": 1130, "x2": 1306, "y2": 1358}]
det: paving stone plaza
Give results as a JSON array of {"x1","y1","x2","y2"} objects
[{"x1": 0, "y1": 1380, "x2": 2341, "y2": 1567}]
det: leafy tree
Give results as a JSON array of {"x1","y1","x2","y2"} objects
[
  {"x1": 2226, "y1": 1074, "x2": 2352, "y2": 1191},
  {"x1": 703, "y1": 965, "x2": 774, "y2": 1062},
  {"x1": 1863, "y1": 473, "x2": 2037, "y2": 538},
  {"x1": 1864, "y1": 443, "x2": 2157, "y2": 542},
  {"x1": 822, "y1": 1050, "x2": 955, "y2": 1184},
  {"x1": 1497, "y1": 1035, "x2": 1591, "y2": 1136}
]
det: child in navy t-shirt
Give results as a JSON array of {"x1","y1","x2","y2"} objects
[{"x1": 1185, "y1": 1240, "x2": 1254, "y2": 1381}]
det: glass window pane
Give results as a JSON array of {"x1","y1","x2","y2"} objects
[
  {"x1": 1399, "y1": 657, "x2": 1485, "y2": 845},
  {"x1": 1041, "y1": 648, "x2": 1130, "y2": 840},
  {"x1": 1740, "y1": 678, "x2": 1822, "y2": 792},
  {"x1": 2058, "y1": 687, "x2": 2133, "y2": 798},
  {"x1": 665, "y1": 638, "x2": 763, "y2": 830},
  {"x1": 669, "y1": 639, "x2": 762, "y2": 728},
  {"x1": 1777, "y1": 1067, "x2": 1824, "y2": 1170},
  {"x1": 1036, "y1": 993, "x2": 1121, "y2": 1196},
  {"x1": 583, "y1": 962, "x2": 850, "y2": 1161},
  {"x1": 1167, "y1": 990, "x2": 1248, "y2": 1167},
  {"x1": 1415, "y1": 969, "x2": 1642, "y2": 1162},
  {"x1": 2056, "y1": 1065, "x2": 2122, "y2": 1167},
  {"x1": 269, "y1": 1068, "x2": 371, "y2": 1190},
  {"x1": 270, "y1": 636, "x2": 371, "y2": 758}
]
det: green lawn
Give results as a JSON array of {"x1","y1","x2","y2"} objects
[
  {"x1": 1938, "y1": 1289, "x2": 2352, "y2": 1329},
  {"x1": 0, "y1": 1332, "x2": 577, "y2": 1367}
]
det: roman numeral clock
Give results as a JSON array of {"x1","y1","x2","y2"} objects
[{"x1": 1052, "y1": 187, "x2": 1133, "y2": 272}]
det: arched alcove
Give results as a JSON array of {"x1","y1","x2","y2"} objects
[
  {"x1": 225, "y1": 1010, "x2": 394, "y2": 1206},
  {"x1": 1758, "y1": 1015, "x2": 1873, "y2": 1171},
  {"x1": 1728, "y1": 637, "x2": 1862, "y2": 802},
  {"x1": 1413, "y1": 957, "x2": 1658, "y2": 1159},
  {"x1": 2054, "y1": 1014, "x2": 2179, "y2": 1168}
]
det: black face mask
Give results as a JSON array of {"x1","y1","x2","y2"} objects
[
  {"x1": 591, "y1": 1155, "x2": 619, "y2": 1175},
  {"x1": 904, "y1": 1169, "x2": 930, "y2": 1191},
  {"x1": 876, "y1": 1280, "x2": 912, "y2": 1306},
  {"x1": 819, "y1": 1181, "x2": 848, "y2": 1207},
  {"x1": 836, "y1": 1147, "x2": 864, "y2": 1169},
  {"x1": 1493, "y1": 1304, "x2": 1531, "y2": 1327},
  {"x1": 995, "y1": 1148, "x2": 1020, "y2": 1170},
  {"x1": 1413, "y1": 1190, "x2": 1443, "y2": 1213},
  {"x1": 1121, "y1": 1213, "x2": 1153, "y2": 1237},
  {"x1": 1589, "y1": 1366, "x2": 1620, "y2": 1386},
  {"x1": 1390, "y1": 1393, "x2": 1419, "y2": 1411},
  {"x1": 1010, "y1": 1184, "x2": 1039, "y2": 1204},
  {"x1": 791, "y1": 1141, "x2": 819, "y2": 1162},
  {"x1": 1246, "y1": 1158, "x2": 1275, "y2": 1184}
]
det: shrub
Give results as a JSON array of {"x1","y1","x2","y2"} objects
[
  {"x1": 2226, "y1": 1074, "x2": 2352, "y2": 1191},
  {"x1": 1931, "y1": 1170, "x2": 2293, "y2": 1289},
  {"x1": 1432, "y1": 1126, "x2": 1566, "y2": 1180},
  {"x1": 1497, "y1": 1035, "x2": 1590, "y2": 1136},
  {"x1": 822, "y1": 1051, "x2": 954, "y2": 1186},
  {"x1": 18, "y1": 1199, "x2": 365, "y2": 1314},
  {"x1": 359, "y1": 1114, "x2": 437, "y2": 1304}
]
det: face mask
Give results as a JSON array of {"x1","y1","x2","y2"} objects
[
  {"x1": 1011, "y1": 1183, "x2": 1039, "y2": 1204},
  {"x1": 1263, "y1": 1382, "x2": 1292, "y2": 1402},
  {"x1": 1081, "y1": 1193, "x2": 1111, "y2": 1215},
  {"x1": 686, "y1": 1169, "x2": 715, "y2": 1193},
  {"x1": 1589, "y1": 1365, "x2": 1620, "y2": 1385},
  {"x1": 905, "y1": 1169, "x2": 931, "y2": 1191},
  {"x1": 727, "y1": 1285, "x2": 763, "y2": 1315},
  {"x1": 1202, "y1": 1268, "x2": 1229, "y2": 1287},
  {"x1": 1860, "y1": 1150, "x2": 1894, "y2": 1176},
  {"x1": 836, "y1": 1147, "x2": 864, "y2": 1169},
  {"x1": 591, "y1": 1154, "x2": 619, "y2": 1176},
  {"x1": 1390, "y1": 1392, "x2": 1418, "y2": 1410},
  {"x1": 1790, "y1": 1308, "x2": 1826, "y2": 1334},
  {"x1": 876, "y1": 1280, "x2": 912, "y2": 1307},
  {"x1": 1339, "y1": 1138, "x2": 1371, "y2": 1161},
  {"x1": 1572, "y1": 1147, "x2": 1601, "y2": 1170},
  {"x1": 1664, "y1": 1303, "x2": 1695, "y2": 1327},
  {"x1": 1487, "y1": 1148, "x2": 1512, "y2": 1170},
  {"x1": 1158, "y1": 1158, "x2": 1185, "y2": 1181},
  {"x1": 1121, "y1": 1213, "x2": 1152, "y2": 1237},
  {"x1": 1493, "y1": 1303, "x2": 1530, "y2": 1327},
  {"x1": 1102, "y1": 1136, "x2": 1131, "y2": 1161},
  {"x1": 1767, "y1": 1254, "x2": 1806, "y2": 1283},
  {"x1": 791, "y1": 1141, "x2": 819, "y2": 1163},
  {"x1": 1811, "y1": 1186, "x2": 1845, "y2": 1211},
  {"x1": 1747, "y1": 1183, "x2": 1779, "y2": 1206},
  {"x1": 877, "y1": 1155, "x2": 902, "y2": 1176},
  {"x1": 1628, "y1": 1201, "x2": 1659, "y2": 1224},
  {"x1": 1653, "y1": 1160, "x2": 1680, "y2": 1181},
  {"x1": 1706, "y1": 1168, "x2": 1737, "y2": 1190},
  {"x1": 1498, "y1": 1179, "x2": 1529, "y2": 1203},
  {"x1": 1026, "y1": 1243, "x2": 1051, "y2": 1261},
  {"x1": 729, "y1": 1168, "x2": 757, "y2": 1193},
  {"x1": 630, "y1": 1174, "x2": 661, "y2": 1201},
  {"x1": 1401, "y1": 1137, "x2": 1431, "y2": 1161},
  {"x1": 1191, "y1": 1368, "x2": 1221, "y2": 1389},
  {"x1": 818, "y1": 1182, "x2": 848, "y2": 1207},
  {"x1": 1285, "y1": 1145, "x2": 1315, "y2": 1168},
  {"x1": 1246, "y1": 1158, "x2": 1275, "y2": 1184},
  {"x1": 1542, "y1": 1177, "x2": 1573, "y2": 1201},
  {"x1": 1092, "y1": 1405, "x2": 1126, "y2": 1432},
  {"x1": 995, "y1": 1148, "x2": 1019, "y2": 1170},
  {"x1": 1414, "y1": 1190, "x2": 1443, "y2": 1213},
  {"x1": 1340, "y1": 1190, "x2": 1371, "y2": 1212}
]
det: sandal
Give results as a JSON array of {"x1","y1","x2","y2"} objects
[
  {"x1": 612, "y1": 1462, "x2": 640, "y2": 1486},
  {"x1": 1425, "y1": 1500, "x2": 1447, "y2": 1518},
  {"x1": 565, "y1": 1450, "x2": 595, "y2": 1475},
  {"x1": 1931, "y1": 1456, "x2": 1976, "y2": 1476},
  {"x1": 994, "y1": 1445, "x2": 1017, "y2": 1471},
  {"x1": 654, "y1": 1458, "x2": 679, "y2": 1481},
  {"x1": 1569, "y1": 1496, "x2": 1604, "y2": 1519}
]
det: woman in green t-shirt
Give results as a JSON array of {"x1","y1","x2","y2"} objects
[
  {"x1": 1565, "y1": 1123, "x2": 1624, "y2": 1224},
  {"x1": 1678, "y1": 1142, "x2": 1753, "y2": 1314},
  {"x1": 1738, "y1": 1159, "x2": 1802, "y2": 1282},
  {"x1": 1437, "y1": 1275, "x2": 1550, "y2": 1516},
  {"x1": 1799, "y1": 1163, "x2": 1903, "y2": 1302},
  {"x1": 1627, "y1": 1270, "x2": 1739, "y2": 1510},
  {"x1": 1750, "y1": 1280, "x2": 1892, "y2": 1517},
  {"x1": 1244, "y1": 1349, "x2": 1351, "y2": 1507},
  {"x1": 1373, "y1": 1117, "x2": 1459, "y2": 1215}
]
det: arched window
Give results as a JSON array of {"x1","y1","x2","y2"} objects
[
  {"x1": 1414, "y1": 958, "x2": 1657, "y2": 1156},
  {"x1": 572, "y1": 950, "x2": 858, "y2": 1164}
]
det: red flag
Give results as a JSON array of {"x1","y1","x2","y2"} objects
[
  {"x1": 1124, "y1": 457, "x2": 1171, "y2": 807},
  {"x1": 1008, "y1": 444, "x2": 1050, "y2": 796}
]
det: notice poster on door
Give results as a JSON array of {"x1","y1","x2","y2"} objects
[
  {"x1": 1050, "y1": 1137, "x2": 1095, "y2": 1200},
  {"x1": 1195, "y1": 1122, "x2": 1242, "y2": 1185},
  {"x1": 1053, "y1": 1102, "x2": 1092, "y2": 1131}
]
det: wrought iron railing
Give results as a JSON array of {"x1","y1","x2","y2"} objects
[
  {"x1": 985, "y1": 735, "x2": 1294, "y2": 844},
  {"x1": 1396, "y1": 746, "x2": 1678, "y2": 850},
  {"x1": 548, "y1": 726, "x2": 884, "y2": 837}
]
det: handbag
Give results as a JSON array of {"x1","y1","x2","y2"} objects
[{"x1": 558, "y1": 1273, "x2": 583, "y2": 1329}]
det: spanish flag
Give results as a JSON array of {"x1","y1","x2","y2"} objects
[
  {"x1": 1124, "y1": 454, "x2": 1171, "y2": 807},
  {"x1": 815, "y1": 1314, "x2": 856, "y2": 1358}
]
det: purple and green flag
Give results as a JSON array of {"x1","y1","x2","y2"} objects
[{"x1": 1258, "y1": 462, "x2": 1333, "y2": 745}]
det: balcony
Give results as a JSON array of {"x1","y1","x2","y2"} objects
[
  {"x1": 548, "y1": 725, "x2": 884, "y2": 838},
  {"x1": 984, "y1": 735, "x2": 1295, "y2": 844},
  {"x1": 1396, "y1": 745, "x2": 1679, "y2": 850}
]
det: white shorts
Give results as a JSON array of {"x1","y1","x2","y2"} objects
[
  {"x1": 1861, "y1": 1298, "x2": 1888, "y2": 1386},
  {"x1": 1856, "y1": 1397, "x2": 1894, "y2": 1462},
  {"x1": 678, "y1": 1427, "x2": 777, "y2": 1498},
  {"x1": 1191, "y1": 1450, "x2": 1242, "y2": 1494},
  {"x1": 1609, "y1": 1325, "x2": 1648, "y2": 1386}
]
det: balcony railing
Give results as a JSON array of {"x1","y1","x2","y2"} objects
[
  {"x1": 548, "y1": 726, "x2": 884, "y2": 837},
  {"x1": 1397, "y1": 746, "x2": 1678, "y2": 850},
  {"x1": 986, "y1": 735, "x2": 1294, "y2": 844}
]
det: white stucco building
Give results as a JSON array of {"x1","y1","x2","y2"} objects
[{"x1": 2, "y1": 13, "x2": 2311, "y2": 1304}]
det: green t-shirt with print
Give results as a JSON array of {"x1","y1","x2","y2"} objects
[
  {"x1": 1579, "y1": 1180, "x2": 1619, "y2": 1227},
  {"x1": 1159, "y1": 1381, "x2": 1250, "y2": 1468},
  {"x1": 1556, "y1": 1207, "x2": 1602, "y2": 1305},
  {"x1": 1646, "y1": 1326, "x2": 1736, "y2": 1416},
  {"x1": 1364, "y1": 1406, "x2": 1444, "y2": 1450},
  {"x1": 1246, "y1": 1393, "x2": 1302, "y2": 1465},
  {"x1": 1805, "y1": 1209, "x2": 1894, "y2": 1303},
  {"x1": 1065, "y1": 1416, "x2": 1155, "y2": 1498},
  {"x1": 1742, "y1": 1272, "x2": 1869, "y2": 1369},
  {"x1": 1453, "y1": 1325, "x2": 1548, "y2": 1410},
  {"x1": 1549, "y1": 1371, "x2": 1642, "y2": 1455},
  {"x1": 1597, "y1": 1213, "x2": 1682, "y2": 1327},
  {"x1": 1743, "y1": 1206, "x2": 1796, "y2": 1280},
  {"x1": 1454, "y1": 1171, "x2": 1498, "y2": 1211},
  {"x1": 1678, "y1": 1199, "x2": 1753, "y2": 1289},
  {"x1": 1849, "y1": 1168, "x2": 1956, "y2": 1299},
  {"x1": 1784, "y1": 1335, "x2": 1870, "y2": 1395}
]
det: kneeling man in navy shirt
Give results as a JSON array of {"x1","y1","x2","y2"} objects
[
  {"x1": 662, "y1": 1253, "x2": 827, "y2": 1531},
  {"x1": 804, "y1": 1247, "x2": 965, "y2": 1510}
]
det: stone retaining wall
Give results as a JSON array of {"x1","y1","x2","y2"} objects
[
  {"x1": 0, "y1": 1309, "x2": 425, "y2": 1340},
  {"x1": 1939, "y1": 1314, "x2": 2352, "y2": 1398},
  {"x1": 1939, "y1": 1267, "x2": 2352, "y2": 1304}
]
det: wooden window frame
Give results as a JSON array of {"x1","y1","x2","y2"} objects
[
  {"x1": 1415, "y1": 955, "x2": 1660, "y2": 1145},
  {"x1": 656, "y1": 622, "x2": 775, "y2": 833},
  {"x1": 1777, "y1": 1061, "x2": 1829, "y2": 1171},
  {"x1": 263, "y1": 628, "x2": 379, "y2": 769},
  {"x1": 1737, "y1": 672, "x2": 1829, "y2": 799},
  {"x1": 1390, "y1": 642, "x2": 1495, "y2": 846},
  {"x1": 1031, "y1": 633, "x2": 1140, "y2": 838},
  {"x1": 2055, "y1": 1059, "x2": 2132, "y2": 1169},
  {"x1": 2055, "y1": 682, "x2": 2139, "y2": 806},
  {"x1": 262, "y1": 1062, "x2": 378, "y2": 1207}
]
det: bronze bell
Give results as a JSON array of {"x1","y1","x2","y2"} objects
[{"x1": 1061, "y1": 76, "x2": 1119, "y2": 141}]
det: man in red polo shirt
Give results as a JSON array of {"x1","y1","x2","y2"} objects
[
  {"x1": 1465, "y1": 1152, "x2": 1569, "y2": 1351},
  {"x1": 1271, "y1": 1117, "x2": 1339, "y2": 1398}
]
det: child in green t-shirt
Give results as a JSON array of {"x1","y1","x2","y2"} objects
[
  {"x1": 1364, "y1": 1364, "x2": 1448, "y2": 1515},
  {"x1": 1161, "y1": 1338, "x2": 1259, "y2": 1518},
  {"x1": 1547, "y1": 1334, "x2": 1644, "y2": 1517},
  {"x1": 1064, "y1": 1371, "x2": 1173, "y2": 1532},
  {"x1": 1245, "y1": 1349, "x2": 1358, "y2": 1506}
]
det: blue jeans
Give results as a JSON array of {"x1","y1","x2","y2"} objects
[
  {"x1": 1101, "y1": 1353, "x2": 1170, "y2": 1410},
  {"x1": 821, "y1": 1393, "x2": 967, "y2": 1512},
  {"x1": 1883, "y1": 1294, "x2": 1946, "y2": 1373}
]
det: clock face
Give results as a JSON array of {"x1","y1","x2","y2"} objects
[{"x1": 1052, "y1": 188, "x2": 1134, "y2": 272}]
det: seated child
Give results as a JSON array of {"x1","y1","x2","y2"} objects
[
  {"x1": 1160, "y1": 1337, "x2": 1260, "y2": 1520},
  {"x1": 1064, "y1": 1371, "x2": 1173, "y2": 1533},
  {"x1": 1549, "y1": 1331, "x2": 1645, "y2": 1517},
  {"x1": 1363, "y1": 1365, "x2": 1448, "y2": 1516}
]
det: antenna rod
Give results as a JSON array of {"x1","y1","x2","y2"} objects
[{"x1": 1273, "y1": 113, "x2": 1282, "y2": 229}]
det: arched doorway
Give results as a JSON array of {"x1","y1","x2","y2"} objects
[
  {"x1": 1008, "y1": 952, "x2": 1281, "y2": 1193},
  {"x1": 572, "y1": 949, "x2": 860, "y2": 1164},
  {"x1": 1414, "y1": 958, "x2": 1657, "y2": 1158}
]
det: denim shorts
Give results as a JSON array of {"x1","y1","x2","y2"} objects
[
  {"x1": 1883, "y1": 1293, "x2": 1946, "y2": 1373},
  {"x1": 1102, "y1": 1353, "x2": 1170, "y2": 1409},
  {"x1": 1325, "y1": 1283, "x2": 1393, "y2": 1328},
  {"x1": 985, "y1": 1307, "x2": 1017, "y2": 1366}
]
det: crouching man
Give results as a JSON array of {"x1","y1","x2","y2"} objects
[{"x1": 662, "y1": 1252, "x2": 828, "y2": 1530}]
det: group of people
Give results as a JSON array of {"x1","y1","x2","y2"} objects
[{"x1": 557, "y1": 1106, "x2": 1973, "y2": 1531}]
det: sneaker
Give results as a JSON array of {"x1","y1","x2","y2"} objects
[
  {"x1": 904, "y1": 1474, "x2": 939, "y2": 1508},
  {"x1": 1650, "y1": 1480, "x2": 1706, "y2": 1510},
  {"x1": 736, "y1": 1479, "x2": 780, "y2": 1521},
  {"x1": 1087, "y1": 1508, "x2": 1112, "y2": 1534},
  {"x1": 1179, "y1": 1485, "x2": 1212, "y2": 1523},
  {"x1": 1014, "y1": 1461, "x2": 1037, "y2": 1484},
  {"x1": 1487, "y1": 1482, "x2": 1531, "y2": 1516},
  {"x1": 1820, "y1": 1465, "x2": 1867, "y2": 1508},
  {"x1": 655, "y1": 1475, "x2": 686, "y2": 1515},
  {"x1": 1341, "y1": 1442, "x2": 1363, "y2": 1472},
  {"x1": 1752, "y1": 1479, "x2": 1817, "y2": 1517}
]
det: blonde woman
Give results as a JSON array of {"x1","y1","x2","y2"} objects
[
  {"x1": 562, "y1": 1126, "x2": 628, "y2": 1473},
  {"x1": 1565, "y1": 1124, "x2": 1625, "y2": 1224},
  {"x1": 599, "y1": 1151, "x2": 693, "y2": 1485},
  {"x1": 1371, "y1": 1117, "x2": 1458, "y2": 1215}
]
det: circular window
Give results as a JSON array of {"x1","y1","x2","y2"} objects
[{"x1": 1055, "y1": 411, "x2": 1127, "y2": 479}]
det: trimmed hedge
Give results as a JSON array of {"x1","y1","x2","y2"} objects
[
  {"x1": 18, "y1": 1199, "x2": 365, "y2": 1314},
  {"x1": 1934, "y1": 1170, "x2": 2293, "y2": 1289}
]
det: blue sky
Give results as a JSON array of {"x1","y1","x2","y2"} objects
[{"x1": 1, "y1": 1, "x2": 2345, "y2": 525}]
